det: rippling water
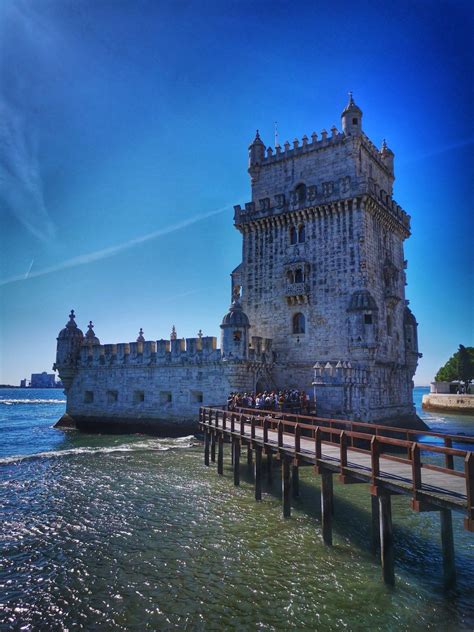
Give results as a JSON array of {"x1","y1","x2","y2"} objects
[{"x1": 1, "y1": 388, "x2": 473, "y2": 630}]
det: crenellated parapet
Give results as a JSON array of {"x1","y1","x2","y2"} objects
[
  {"x1": 312, "y1": 361, "x2": 370, "y2": 386},
  {"x1": 234, "y1": 176, "x2": 410, "y2": 235}
]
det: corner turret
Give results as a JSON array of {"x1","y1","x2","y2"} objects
[
  {"x1": 341, "y1": 92, "x2": 362, "y2": 136},
  {"x1": 380, "y1": 139, "x2": 395, "y2": 176},
  {"x1": 220, "y1": 299, "x2": 250, "y2": 360},
  {"x1": 248, "y1": 130, "x2": 265, "y2": 185},
  {"x1": 53, "y1": 310, "x2": 84, "y2": 390},
  {"x1": 82, "y1": 321, "x2": 100, "y2": 348}
]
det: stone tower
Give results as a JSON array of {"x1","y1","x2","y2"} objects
[{"x1": 232, "y1": 95, "x2": 421, "y2": 424}]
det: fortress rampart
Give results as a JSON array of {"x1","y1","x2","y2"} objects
[{"x1": 54, "y1": 94, "x2": 423, "y2": 435}]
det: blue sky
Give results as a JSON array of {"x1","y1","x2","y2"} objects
[{"x1": 0, "y1": 0, "x2": 472, "y2": 385}]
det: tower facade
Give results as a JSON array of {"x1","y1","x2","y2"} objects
[{"x1": 232, "y1": 95, "x2": 421, "y2": 423}]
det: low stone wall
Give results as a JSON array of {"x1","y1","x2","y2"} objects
[{"x1": 422, "y1": 394, "x2": 474, "y2": 414}]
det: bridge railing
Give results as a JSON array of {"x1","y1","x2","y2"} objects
[{"x1": 199, "y1": 406, "x2": 474, "y2": 527}]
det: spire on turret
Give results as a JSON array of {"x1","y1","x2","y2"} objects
[
  {"x1": 83, "y1": 320, "x2": 100, "y2": 346},
  {"x1": 137, "y1": 328, "x2": 145, "y2": 342},
  {"x1": 170, "y1": 325, "x2": 177, "y2": 340},
  {"x1": 66, "y1": 309, "x2": 78, "y2": 329},
  {"x1": 341, "y1": 92, "x2": 363, "y2": 136},
  {"x1": 248, "y1": 129, "x2": 266, "y2": 171}
]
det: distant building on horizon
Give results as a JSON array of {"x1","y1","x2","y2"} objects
[{"x1": 30, "y1": 372, "x2": 57, "y2": 388}]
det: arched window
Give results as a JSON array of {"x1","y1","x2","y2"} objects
[
  {"x1": 298, "y1": 224, "x2": 305, "y2": 243},
  {"x1": 292, "y1": 313, "x2": 305, "y2": 334},
  {"x1": 295, "y1": 183, "x2": 306, "y2": 203},
  {"x1": 294, "y1": 268, "x2": 303, "y2": 283},
  {"x1": 386, "y1": 315, "x2": 392, "y2": 336},
  {"x1": 289, "y1": 225, "x2": 297, "y2": 245}
]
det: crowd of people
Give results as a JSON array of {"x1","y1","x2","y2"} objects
[{"x1": 227, "y1": 389, "x2": 312, "y2": 413}]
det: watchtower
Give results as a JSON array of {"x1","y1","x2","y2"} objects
[{"x1": 232, "y1": 95, "x2": 421, "y2": 423}]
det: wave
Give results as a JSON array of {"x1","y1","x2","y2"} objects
[
  {"x1": 0, "y1": 399, "x2": 66, "y2": 405},
  {"x1": 0, "y1": 435, "x2": 197, "y2": 465}
]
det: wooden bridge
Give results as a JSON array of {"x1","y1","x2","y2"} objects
[{"x1": 199, "y1": 406, "x2": 474, "y2": 588}]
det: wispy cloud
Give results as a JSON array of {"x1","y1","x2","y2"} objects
[
  {"x1": 400, "y1": 136, "x2": 474, "y2": 164},
  {"x1": 0, "y1": 100, "x2": 56, "y2": 242},
  {"x1": 0, "y1": 205, "x2": 232, "y2": 287}
]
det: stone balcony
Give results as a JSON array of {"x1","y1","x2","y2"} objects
[{"x1": 285, "y1": 282, "x2": 310, "y2": 305}]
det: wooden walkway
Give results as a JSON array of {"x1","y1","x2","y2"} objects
[{"x1": 199, "y1": 406, "x2": 474, "y2": 587}]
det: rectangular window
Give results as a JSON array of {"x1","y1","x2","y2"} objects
[
  {"x1": 190, "y1": 390, "x2": 203, "y2": 403},
  {"x1": 84, "y1": 390, "x2": 94, "y2": 404},
  {"x1": 160, "y1": 391, "x2": 172, "y2": 404},
  {"x1": 107, "y1": 390, "x2": 118, "y2": 403},
  {"x1": 134, "y1": 390, "x2": 145, "y2": 404},
  {"x1": 352, "y1": 117, "x2": 358, "y2": 125},
  {"x1": 364, "y1": 314, "x2": 373, "y2": 325}
]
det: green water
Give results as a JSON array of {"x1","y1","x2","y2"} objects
[{"x1": 1, "y1": 389, "x2": 473, "y2": 630}]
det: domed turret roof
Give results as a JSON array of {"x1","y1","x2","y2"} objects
[
  {"x1": 248, "y1": 129, "x2": 265, "y2": 149},
  {"x1": 82, "y1": 321, "x2": 100, "y2": 346},
  {"x1": 58, "y1": 310, "x2": 84, "y2": 340},
  {"x1": 342, "y1": 92, "x2": 362, "y2": 116},
  {"x1": 221, "y1": 299, "x2": 250, "y2": 328},
  {"x1": 348, "y1": 290, "x2": 378, "y2": 312}
]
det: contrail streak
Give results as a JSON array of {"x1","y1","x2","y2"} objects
[{"x1": 0, "y1": 204, "x2": 233, "y2": 288}]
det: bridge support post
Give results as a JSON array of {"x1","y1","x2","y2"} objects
[
  {"x1": 440, "y1": 509, "x2": 456, "y2": 589},
  {"x1": 204, "y1": 430, "x2": 210, "y2": 467},
  {"x1": 247, "y1": 444, "x2": 253, "y2": 467},
  {"x1": 266, "y1": 452, "x2": 273, "y2": 484},
  {"x1": 282, "y1": 456, "x2": 291, "y2": 518},
  {"x1": 210, "y1": 431, "x2": 216, "y2": 463},
  {"x1": 292, "y1": 465, "x2": 300, "y2": 497},
  {"x1": 379, "y1": 491, "x2": 395, "y2": 586},
  {"x1": 371, "y1": 495, "x2": 380, "y2": 555},
  {"x1": 217, "y1": 434, "x2": 224, "y2": 476},
  {"x1": 321, "y1": 470, "x2": 333, "y2": 545},
  {"x1": 255, "y1": 445, "x2": 262, "y2": 501},
  {"x1": 233, "y1": 440, "x2": 240, "y2": 486}
]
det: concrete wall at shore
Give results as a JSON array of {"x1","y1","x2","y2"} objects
[{"x1": 422, "y1": 393, "x2": 474, "y2": 414}]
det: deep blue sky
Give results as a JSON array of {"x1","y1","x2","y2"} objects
[{"x1": 0, "y1": 0, "x2": 472, "y2": 385}]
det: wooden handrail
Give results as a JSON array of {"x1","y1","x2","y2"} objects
[{"x1": 227, "y1": 405, "x2": 474, "y2": 445}]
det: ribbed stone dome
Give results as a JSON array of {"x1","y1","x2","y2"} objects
[
  {"x1": 58, "y1": 310, "x2": 84, "y2": 340},
  {"x1": 221, "y1": 299, "x2": 250, "y2": 328},
  {"x1": 347, "y1": 290, "x2": 378, "y2": 312}
]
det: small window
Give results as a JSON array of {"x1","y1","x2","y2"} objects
[
  {"x1": 107, "y1": 390, "x2": 118, "y2": 403},
  {"x1": 298, "y1": 224, "x2": 305, "y2": 243},
  {"x1": 295, "y1": 183, "x2": 306, "y2": 203},
  {"x1": 364, "y1": 314, "x2": 373, "y2": 325},
  {"x1": 292, "y1": 312, "x2": 305, "y2": 334},
  {"x1": 160, "y1": 390, "x2": 172, "y2": 404},
  {"x1": 352, "y1": 118, "x2": 358, "y2": 125},
  {"x1": 134, "y1": 390, "x2": 145, "y2": 404},
  {"x1": 191, "y1": 390, "x2": 203, "y2": 403},
  {"x1": 294, "y1": 268, "x2": 303, "y2": 283},
  {"x1": 233, "y1": 330, "x2": 241, "y2": 342},
  {"x1": 386, "y1": 315, "x2": 392, "y2": 336},
  {"x1": 289, "y1": 226, "x2": 297, "y2": 245},
  {"x1": 84, "y1": 390, "x2": 94, "y2": 404}
]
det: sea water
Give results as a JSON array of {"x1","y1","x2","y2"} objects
[{"x1": 1, "y1": 387, "x2": 473, "y2": 630}]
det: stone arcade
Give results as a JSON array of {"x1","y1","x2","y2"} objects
[{"x1": 54, "y1": 95, "x2": 422, "y2": 434}]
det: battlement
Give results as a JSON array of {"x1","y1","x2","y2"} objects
[
  {"x1": 76, "y1": 333, "x2": 274, "y2": 368},
  {"x1": 260, "y1": 127, "x2": 345, "y2": 165},
  {"x1": 312, "y1": 361, "x2": 370, "y2": 385},
  {"x1": 234, "y1": 176, "x2": 410, "y2": 232}
]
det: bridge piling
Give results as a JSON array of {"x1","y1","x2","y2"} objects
[
  {"x1": 255, "y1": 445, "x2": 263, "y2": 501},
  {"x1": 210, "y1": 431, "x2": 216, "y2": 463},
  {"x1": 321, "y1": 470, "x2": 333, "y2": 545},
  {"x1": 371, "y1": 495, "x2": 380, "y2": 555},
  {"x1": 266, "y1": 452, "x2": 273, "y2": 484},
  {"x1": 282, "y1": 456, "x2": 291, "y2": 518},
  {"x1": 204, "y1": 430, "x2": 210, "y2": 467},
  {"x1": 440, "y1": 509, "x2": 456, "y2": 589},
  {"x1": 379, "y1": 491, "x2": 395, "y2": 586},
  {"x1": 292, "y1": 465, "x2": 300, "y2": 497},
  {"x1": 217, "y1": 435, "x2": 224, "y2": 475},
  {"x1": 233, "y1": 439, "x2": 240, "y2": 486}
]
